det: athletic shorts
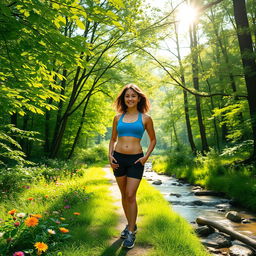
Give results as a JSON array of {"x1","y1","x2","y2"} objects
[{"x1": 112, "y1": 151, "x2": 145, "y2": 180}]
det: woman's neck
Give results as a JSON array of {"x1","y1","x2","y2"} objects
[{"x1": 126, "y1": 107, "x2": 139, "y2": 114}]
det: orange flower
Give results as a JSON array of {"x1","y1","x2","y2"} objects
[
  {"x1": 30, "y1": 214, "x2": 42, "y2": 219},
  {"x1": 73, "y1": 212, "x2": 80, "y2": 216},
  {"x1": 59, "y1": 227, "x2": 69, "y2": 233},
  {"x1": 34, "y1": 242, "x2": 48, "y2": 253},
  {"x1": 25, "y1": 217, "x2": 39, "y2": 227},
  {"x1": 8, "y1": 209, "x2": 17, "y2": 215},
  {"x1": 27, "y1": 197, "x2": 34, "y2": 201},
  {"x1": 44, "y1": 195, "x2": 49, "y2": 198}
]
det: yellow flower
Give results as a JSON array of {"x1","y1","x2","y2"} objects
[
  {"x1": 73, "y1": 212, "x2": 80, "y2": 216},
  {"x1": 25, "y1": 217, "x2": 39, "y2": 227},
  {"x1": 8, "y1": 209, "x2": 17, "y2": 215},
  {"x1": 59, "y1": 217, "x2": 65, "y2": 220},
  {"x1": 47, "y1": 229, "x2": 56, "y2": 235},
  {"x1": 59, "y1": 227, "x2": 69, "y2": 233},
  {"x1": 34, "y1": 242, "x2": 48, "y2": 253}
]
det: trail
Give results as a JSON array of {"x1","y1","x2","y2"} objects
[{"x1": 103, "y1": 166, "x2": 153, "y2": 256}]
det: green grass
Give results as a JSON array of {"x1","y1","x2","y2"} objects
[
  {"x1": 136, "y1": 180, "x2": 210, "y2": 256},
  {"x1": 0, "y1": 166, "x2": 119, "y2": 256}
]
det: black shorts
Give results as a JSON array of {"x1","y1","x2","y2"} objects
[{"x1": 112, "y1": 151, "x2": 145, "y2": 180}]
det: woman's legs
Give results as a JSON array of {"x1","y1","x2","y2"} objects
[
  {"x1": 125, "y1": 177, "x2": 141, "y2": 232},
  {"x1": 116, "y1": 176, "x2": 129, "y2": 221}
]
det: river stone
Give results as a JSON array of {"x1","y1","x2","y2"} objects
[
  {"x1": 146, "y1": 178, "x2": 153, "y2": 181},
  {"x1": 229, "y1": 244, "x2": 254, "y2": 256},
  {"x1": 195, "y1": 225, "x2": 215, "y2": 237},
  {"x1": 169, "y1": 193, "x2": 182, "y2": 198},
  {"x1": 225, "y1": 211, "x2": 242, "y2": 223},
  {"x1": 241, "y1": 219, "x2": 251, "y2": 224},
  {"x1": 249, "y1": 217, "x2": 256, "y2": 222},
  {"x1": 152, "y1": 180, "x2": 162, "y2": 185},
  {"x1": 201, "y1": 232, "x2": 232, "y2": 248}
]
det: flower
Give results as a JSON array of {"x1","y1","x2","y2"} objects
[
  {"x1": 17, "y1": 212, "x2": 26, "y2": 218},
  {"x1": 30, "y1": 214, "x2": 42, "y2": 219},
  {"x1": 55, "y1": 220, "x2": 61, "y2": 224},
  {"x1": 60, "y1": 217, "x2": 65, "y2": 220},
  {"x1": 53, "y1": 211, "x2": 59, "y2": 214},
  {"x1": 0, "y1": 232, "x2": 4, "y2": 238},
  {"x1": 73, "y1": 212, "x2": 80, "y2": 215},
  {"x1": 8, "y1": 209, "x2": 17, "y2": 215},
  {"x1": 34, "y1": 242, "x2": 48, "y2": 253},
  {"x1": 25, "y1": 217, "x2": 39, "y2": 227},
  {"x1": 64, "y1": 205, "x2": 71, "y2": 209},
  {"x1": 27, "y1": 197, "x2": 34, "y2": 201},
  {"x1": 59, "y1": 227, "x2": 69, "y2": 233},
  {"x1": 13, "y1": 252, "x2": 25, "y2": 256},
  {"x1": 14, "y1": 221, "x2": 20, "y2": 227},
  {"x1": 44, "y1": 195, "x2": 49, "y2": 198},
  {"x1": 47, "y1": 229, "x2": 56, "y2": 235}
]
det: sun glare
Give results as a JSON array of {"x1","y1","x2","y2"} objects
[{"x1": 176, "y1": 4, "x2": 198, "y2": 33}]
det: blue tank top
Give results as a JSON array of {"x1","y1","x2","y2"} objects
[{"x1": 117, "y1": 112, "x2": 145, "y2": 139}]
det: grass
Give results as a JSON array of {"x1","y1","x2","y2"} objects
[
  {"x1": 0, "y1": 166, "x2": 119, "y2": 256},
  {"x1": 0, "y1": 163, "x2": 212, "y2": 255},
  {"x1": 136, "y1": 180, "x2": 210, "y2": 256}
]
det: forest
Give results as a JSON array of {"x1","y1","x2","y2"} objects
[{"x1": 0, "y1": 0, "x2": 256, "y2": 255}]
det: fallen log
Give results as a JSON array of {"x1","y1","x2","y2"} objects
[{"x1": 196, "y1": 216, "x2": 256, "y2": 250}]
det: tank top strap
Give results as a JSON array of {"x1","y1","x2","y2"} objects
[
  {"x1": 138, "y1": 112, "x2": 142, "y2": 122},
  {"x1": 120, "y1": 113, "x2": 125, "y2": 122}
]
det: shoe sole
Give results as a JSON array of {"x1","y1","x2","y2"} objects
[{"x1": 122, "y1": 242, "x2": 135, "y2": 249}]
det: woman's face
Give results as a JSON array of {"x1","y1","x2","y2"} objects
[{"x1": 124, "y1": 89, "x2": 140, "y2": 108}]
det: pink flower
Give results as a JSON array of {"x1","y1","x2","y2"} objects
[
  {"x1": 64, "y1": 205, "x2": 71, "y2": 209},
  {"x1": 13, "y1": 252, "x2": 25, "y2": 256},
  {"x1": 14, "y1": 221, "x2": 20, "y2": 227}
]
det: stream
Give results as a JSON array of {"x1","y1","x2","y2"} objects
[{"x1": 143, "y1": 163, "x2": 256, "y2": 241}]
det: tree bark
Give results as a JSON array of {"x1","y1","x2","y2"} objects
[
  {"x1": 233, "y1": 0, "x2": 256, "y2": 159},
  {"x1": 190, "y1": 24, "x2": 209, "y2": 153}
]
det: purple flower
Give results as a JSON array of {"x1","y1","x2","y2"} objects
[
  {"x1": 13, "y1": 252, "x2": 25, "y2": 256},
  {"x1": 64, "y1": 205, "x2": 71, "y2": 209}
]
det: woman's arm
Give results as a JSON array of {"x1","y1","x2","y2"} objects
[
  {"x1": 135, "y1": 114, "x2": 156, "y2": 165},
  {"x1": 109, "y1": 115, "x2": 119, "y2": 169}
]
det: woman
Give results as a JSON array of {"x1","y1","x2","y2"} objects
[{"x1": 108, "y1": 83, "x2": 156, "y2": 249}]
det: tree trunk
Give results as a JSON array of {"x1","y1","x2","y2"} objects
[
  {"x1": 68, "y1": 94, "x2": 91, "y2": 159},
  {"x1": 189, "y1": 24, "x2": 209, "y2": 153},
  {"x1": 173, "y1": 14, "x2": 197, "y2": 154},
  {"x1": 233, "y1": 0, "x2": 256, "y2": 159}
]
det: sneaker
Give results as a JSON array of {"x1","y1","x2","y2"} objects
[
  {"x1": 120, "y1": 224, "x2": 137, "y2": 238},
  {"x1": 122, "y1": 230, "x2": 136, "y2": 249}
]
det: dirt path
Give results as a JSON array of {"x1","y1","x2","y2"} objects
[{"x1": 103, "y1": 166, "x2": 153, "y2": 256}]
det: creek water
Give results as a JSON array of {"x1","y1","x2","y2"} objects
[{"x1": 143, "y1": 163, "x2": 256, "y2": 240}]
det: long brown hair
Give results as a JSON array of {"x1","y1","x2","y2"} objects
[{"x1": 115, "y1": 83, "x2": 150, "y2": 113}]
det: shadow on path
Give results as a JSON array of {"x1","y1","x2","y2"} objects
[{"x1": 99, "y1": 238, "x2": 130, "y2": 256}]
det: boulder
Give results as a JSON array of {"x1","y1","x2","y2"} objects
[
  {"x1": 241, "y1": 219, "x2": 251, "y2": 224},
  {"x1": 152, "y1": 180, "x2": 162, "y2": 185},
  {"x1": 225, "y1": 211, "x2": 242, "y2": 223},
  {"x1": 229, "y1": 244, "x2": 254, "y2": 256},
  {"x1": 195, "y1": 225, "x2": 215, "y2": 237},
  {"x1": 201, "y1": 232, "x2": 232, "y2": 248}
]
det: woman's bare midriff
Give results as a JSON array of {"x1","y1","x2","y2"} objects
[{"x1": 114, "y1": 136, "x2": 143, "y2": 154}]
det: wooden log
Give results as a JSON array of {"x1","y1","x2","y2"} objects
[{"x1": 196, "y1": 216, "x2": 256, "y2": 250}]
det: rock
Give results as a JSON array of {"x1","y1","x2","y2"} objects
[
  {"x1": 171, "y1": 182, "x2": 178, "y2": 186},
  {"x1": 201, "y1": 232, "x2": 232, "y2": 248},
  {"x1": 249, "y1": 217, "x2": 256, "y2": 222},
  {"x1": 225, "y1": 211, "x2": 242, "y2": 223},
  {"x1": 177, "y1": 183, "x2": 183, "y2": 186},
  {"x1": 195, "y1": 225, "x2": 215, "y2": 237},
  {"x1": 241, "y1": 219, "x2": 251, "y2": 224},
  {"x1": 229, "y1": 244, "x2": 254, "y2": 256},
  {"x1": 169, "y1": 193, "x2": 182, "y2": 198},
  {"x1": 146, "y1": 178, "x2": 153, "y2": 181},
  {"x1": 194, "y1": 191, "x2": 225, "y2": 197},
  {"x1": 191, "y1": 200, "x2": 204, "y2": 206},
  {"x1": 217, "y1": 208, "x2": 226, "y2": 212},
  {"x1": 192, "y1": 186, "x2": 202, "y2": 191},
  {"x1": 158, "y1": 172, "x2": 165, "y2": 175},
  {"x1": 152, "y1": 180, "x2": 162, "y2": 185},
  {"x1": 229, "y1": 199, "x2": 241, "y2": 207}
]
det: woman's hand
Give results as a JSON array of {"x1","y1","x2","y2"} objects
[
  {"x1": 134, "y1": 156, "x2": 147, "y2": 166},
  {"x1": 109, "y1": 155, "x2": 119, "y2": 170}
]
